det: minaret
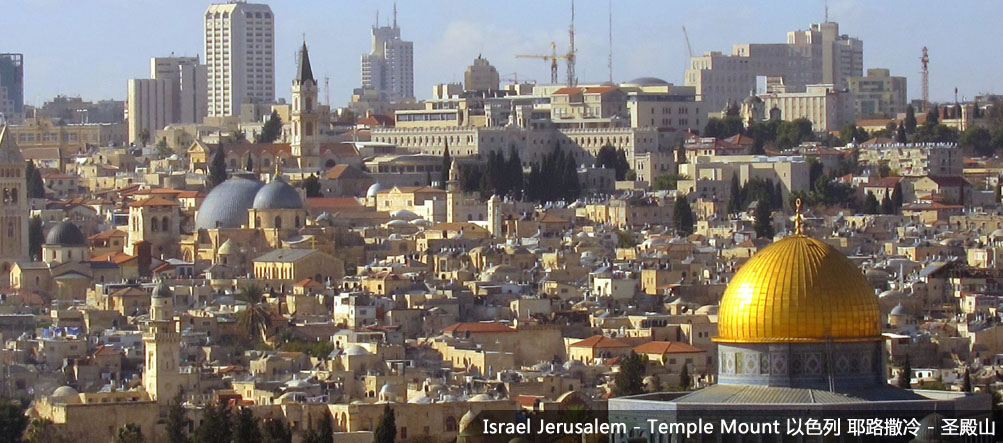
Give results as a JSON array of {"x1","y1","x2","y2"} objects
[
  {"x1": 143, "y1": 281, "x2": 182, "y2": 403},
  {"x1": 0, "y1": 125, "x2": 29, "y2": 272},
  {"x1": 291, "y1": 41, "x2": 319, "y2": 171}
]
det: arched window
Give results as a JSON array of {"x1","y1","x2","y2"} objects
[
  {"x1": 151, "y1": 218, "x2": 159, "y2": 232},
  {"x1": 255, "y1": 216, "x2": 261, "y2": 227},
  {"x1": 295, "y1": 216, "x2": 300, "y2": 228},
  {"x1": 6, "y1": 221, "x2": 13, "y2": 237},
  {"x1": 305, "y1": 98, "x2": 312, "y2": 112},
  {"x1": 162, "y1": 217, "x2": 170, "y2": 232},
  {"x1": 274, "y1": 216, "x2": 282, "y2": 229}
]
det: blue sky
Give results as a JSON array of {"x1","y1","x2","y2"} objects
[{"x1": 7, "y1": 0, "x2": 1002, "y2": 106}]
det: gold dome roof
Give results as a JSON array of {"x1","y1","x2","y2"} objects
[{"x1": 715, "y1": 234, "x2": 880, "y2": 344}]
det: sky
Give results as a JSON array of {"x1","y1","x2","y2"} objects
[{"x1": 6, "y1": 0, "x2": 1003, "y2": 107}]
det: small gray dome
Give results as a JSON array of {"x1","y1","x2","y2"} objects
[
  {"x1": 366, "y1": 183, "x2": 386, "y2": 198},
  {"x1": 51, "y1": 385, "x2": 79, "y2": 398},
  {"x1": 624, "y1": 77, "x2": 669, "y2": 86},
  {"x1": 46, "y1": 221, "x2": 86, "y2": 246},
  {"x1": 152, "y1": 281, "x2": 173, "y2": 298},
  {"x1": 252, "y1": 178, "x2": 303, "y2": 210},
  {"x1": 195, "y1": 177, "x2": 264, "y2": 230},
  {"x1": 889, "y1": 304, "x2": 910, "y2": 316}
]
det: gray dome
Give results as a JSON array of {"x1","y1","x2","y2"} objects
[
  {"x1": 252, "y1": 178, "x2": 303, "y2": 210},
  {"x1": 889, "y1": 304, "x2": 910, "y2": 316},
  {"x1": 195, "y1": 177, "x2": 264, "y2": 230},
  {"x1": 152, "y1": 281, "x2": 173, "y2": 298},
  {"x1": 46, "y1": 221, "x2": 86, "y2": 246},
  {"x1": 625, "y1": 77, "x2": 669, "y2": 86},
  {"x1": 366, "y1": 183, "x2": 386, "y2": 198}
]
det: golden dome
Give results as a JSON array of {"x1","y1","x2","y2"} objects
[{"x1": 715, "y1": 235, "x2": 880, "y2": 343}]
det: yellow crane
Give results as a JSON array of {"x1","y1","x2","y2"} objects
[{"x1": 516, "y1": 42, "x2": 568, "y2": 85}]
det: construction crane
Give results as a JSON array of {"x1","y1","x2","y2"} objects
[
  {"x1": 516, "y1": 42, "x2": 567, "y2": 85},
  {"x1": 921, "y1": 47, "x2": 930, "y2": 111},
  {"x1": 500, "y1": 73, "x2": 534, "y2": 85},
  {"x1": 567, "y1": 0, "x2": 576, "y2": 87},
  {"x1": 682, "y1": 26, "x2": 694, "y2": 59}
]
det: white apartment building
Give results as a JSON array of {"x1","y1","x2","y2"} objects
[
  {"x1": 857, "y1": 142, "x2": 961, "y2": 177},
  {"x1": 127, "y1": 78, "x2": 173, "y2": 145},
  {"x1": 150, "y1": 56, "x2": 208, "y2": 124},
  {"x1": 685, "y1": 21, "x2": 862, "y2": 114},
  {"x1": 361, "y1": 13, "x2": 414, "y2": 101},
  {"x1": 204, "y1": 2, "x2": 274, "y2": 117},
  {"x1": 847, "y1": 68, "x2": 908, "y2": 119},
  {"x1": 761, "y1": 84, "x2": 854, "y2": 132}
]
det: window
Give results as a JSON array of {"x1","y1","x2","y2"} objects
[{"x1": 274, "y1": 216, "x2": 282, "y2": 229}]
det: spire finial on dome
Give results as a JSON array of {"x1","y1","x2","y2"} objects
[
  {"x1": 272, "y1": 159, "x2": 281, "y2": 182},
  {"x1": 794, "y1": 198, "x2": 804, "y2": 236}
]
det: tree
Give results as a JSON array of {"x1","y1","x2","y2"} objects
[
  {"x1": 616, "y1": 230, "x2": 636, "y2": 248},
  {"x1": 156, "y1": 138, "x2": 171, "y2": 157},
  {"x1": 24, "y1": 161, "x2": 44, "y2": 199},
  {"x1": 261, "y1": 419, "x2": 293, "y2": 443},
  {"x1": 316, "y1": 412, "x2": 333, "y2": 443},
  {"x1": 881, "y1": 195, "x2": 895, "y2": 215},
  {"x1": 904, "y1": 105, "x2": 917, "y2": 133},
  {"x1": 302, "y1": 174, "x2": 322, "y2": 197},
  {"x1": 612, "y1": 351, "x2": 646, "y2": 396},
  {"x1": 25, "y1": 418, "x2": 64, "y2": 443},
  {"x1": 28, "y1": 216, "x2": 42, "y2": 260},
  {"x1": 246, "y1": 153, "x2": 254, "y2": 172},
  {"x1": 675, "y1": 141, "x2": 687, "y2": 165},
  {"x1": 374, "y1": 405, "x2": 397, "y2": 443},
  {"x1": 439, "y1": 142, "x2": 451, "y2": 190},
  {"x1": 673, "y1": 197, "x2": 695, "y2": 236},
  {"x1": 894, "y1": 181, "x2": 910, "y2": 209},
  {"x1": 193, "y1": 402, "x2": 233, "y2": 443},
  {"x1": 654, "y1": 173, "x2": 688, "y2": 191},
  {"x1": 236, "y1": 285, "x2": 273, "y2": 345},
  {"x1": 896, "y1": 123, "x2": 907, "y2": 143},
  {"x1": 165, "y1": 393, "x2": 189, "y2": 443},
  {"x1": 233, "y1": 407, "x2": 262, "y2": 443},
  {"x1": 753, "y1": 200, "x2": 774, "y2": 239},
  {"x1": 595, "y1": 145, "x2": 617, "y2": 170},
  {"x1": 506, "y1": 147, "x2": 524, "y2": 196},
  {"x1": 209, "y1": 144, "x2": 228, "y2": 188},
  {"x1": 678, "y1": 364, "x2": 691, "y2": 390},
  {"x1": 115, "y1": 423, "x2": 145, "y2": 443},
  {"x1": 776, "y1": 118, "x2": 813, "y2": 149},
  {"x1": 898, "y1": 355, "x2": 912, "y2": 389},
  {"x1": 960, "y1": 126, "x2": 993, "y2": 157},
  {"x1": 926, "y1": 105, "x2": 939, "y2": 126},
  {"x1": 138, "y1": 128, "x2": 151, "y2": 146},
  {"x1": 962, "y1": 368, "x2": 972, "y2": 393},
  {"x1": 727, "y1": 173, "x2": 742, "y2": 215},
  {"x1": 863, "y1": 192, "x2": 880, "y2": 214},
  {"x1": 257, "y1": 111, "x2": 283, "y2": 144},
  {"x1": 0, "y1": 399, "x2": 27, "y2": 443}
]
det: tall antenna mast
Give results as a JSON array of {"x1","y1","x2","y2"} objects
[
  {"x1": 567, "y1": 0, "x2": 576, "y2": 87},
  {"x1": 921, "y1": 47, "x2": 930, "y2": 111},
  {"x1": 393, "y1": 2, "x2": 397, "y2": 28},
  {"x1": 324, "y1": 76, "x2": 330, "y2": 107},
  {"x1": 607, "y1": 0, "x2": 613, "y2": 84},
  {"x1": 824, "y1": 0, "x2": 829, "y2": 22}
]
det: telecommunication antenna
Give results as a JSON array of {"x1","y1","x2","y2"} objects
[
  {"x1": 607, "y1": 0, "x2": 613, "y2": 84},
  {"x1": 324, "y1": 76, "x2": 330, "y2": 107},
  {"x1": 921, "y1": 47, "x2": 930, "y2": 111},
  {"x1": 567, "y1": 0, "x2": 577, "y2": 87}
]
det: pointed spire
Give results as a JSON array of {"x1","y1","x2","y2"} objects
[
  {"x1": 295, "y1": 41, "x2": 314, "y2": 84},
  {"x1": 0, "y1": 125, "x2": 25, "y2": 165}
]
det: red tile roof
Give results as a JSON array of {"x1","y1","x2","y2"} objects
[
  {"x1": 633, "y1": 341, "x2": 703, "y2": 355},
  {"x1": 129, "y1": 196, "x2": 178, "y2": 208},
  {"x1": 442, "y1": 322, "x2": 515, "y2": 334},
  {"x1": 568, "y1": 335, "x2": 630, "y2": 349}
]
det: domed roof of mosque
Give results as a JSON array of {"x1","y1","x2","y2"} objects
[
  {"x1": 46, "y1": 221, "x2": 86, "y2": 246},
  {"x1": 717, "y1": 233, "x2": 880, "y2": 344},
  {"x1": 252, "y1": 177, "x2": 303, "y2": 210},
  {"x1": 195, "y1": 177, "x2": 264, "y2": 230}
]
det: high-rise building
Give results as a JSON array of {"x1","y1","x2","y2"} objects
[
  {"x1": 0, "y1": 54, "x2": 24, "y2": 120},
  {"x1": 464, "y1": 55, "x2": 500, "y2": 92},
  {"x1": 127, "y1": 78, "x2": 174, "y2": 145},
  {"x1": 151, "y1": 56, "x2": 208, "y2": 124},
  {"x1": 848, "y1": 68, "x2": 907, "y2": 119},
  {"x1": 204, "y1": 2, "x2": 274, "y2": 117},
  {"x1": 360, "y1": 8, "x2": 414, "y2": 101},
  {"x1": 685, "y1": 21, "x2": 862, "y2": 114},
  {"x1": 0, "y1": 125, "x2": 28, "y2": 272}
]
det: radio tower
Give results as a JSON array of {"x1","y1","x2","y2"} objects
[
  {"x1": 567, "y1": 0, "x2": 577, "y2": 87},
  {"x1": 921, "y1": 47, "x2": 930, "y2": 111}
]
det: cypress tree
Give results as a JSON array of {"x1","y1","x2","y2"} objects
[
  {"x1": 209, "y1": 144, "x2": 228, "y2": 188},
  {"x1": 904, "y1": 105, "x2": 917, "y2": 133},
  {"x1": 728, "y1": 174, "x2": 742, "y2": 214},
  {"x1": 863, "y1": 192, "x2": 880, "y2": 214},
  {"x1": 898, "y1": 355, "x2": 912, "y2": 389},
  {"x1": 753, "y1": 200, "x2": 774, "y2": 239},
  {"x1": 673, "y1": 197, "x2": 695, "y2": 236},
  {"x1": 439, "y1": 142, "x2": 451, "y2": 190},
  {"x1": 961, "y1": 368, "x2": 972, "y2": 392},
  {"x1": 374, "y1": 405, "x2": 396, "y2": 443}
]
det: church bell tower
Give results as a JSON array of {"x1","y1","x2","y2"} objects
[{"x1": 0, "y1": 125, "x2": 29, "y2": 273}]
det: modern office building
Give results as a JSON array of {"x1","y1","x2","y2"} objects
[
  {"x1": 847, "y1": 68, "x2": 908, "y2": 119},
  {"x1": 685, "y1": 21, "x2": 862, "y2": 114},
  {"x1": 127, "y1": 78, "x2": 173, "y2": 145},
  {"x1": 204, "y1": 2, "x2": 274, "y2": 117},
  {"x1": 360, "y1": 9, "x2": 414, "y2": 101},
  {"x1": 464, "y1": 55, "x2": 499, "y2": 92},
  {"x1": 0, "y1": 54, "x2": 24, "y2": 120},
  {"x1": 150, "y1": 56, "x2": 208, "y2": 124},
  {"x1": 760, "y1": 84, "x2": 855, "y2": 132}
]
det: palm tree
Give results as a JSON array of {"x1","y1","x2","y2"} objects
[{"x1": 236, "y1": 285, "x2": 273, "y2": 345}]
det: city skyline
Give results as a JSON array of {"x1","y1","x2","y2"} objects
[{"x1": 7, "y1": 0, "x2": 1003, "y2": 107}]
